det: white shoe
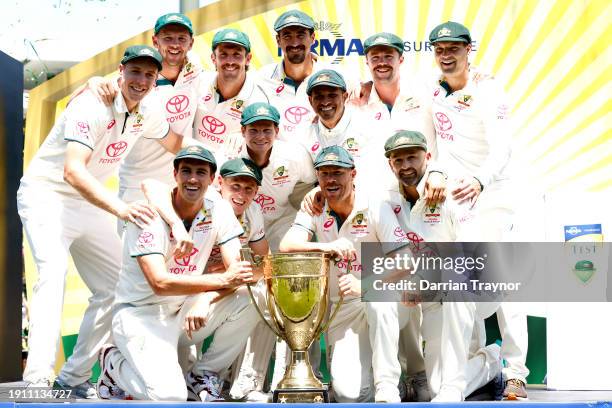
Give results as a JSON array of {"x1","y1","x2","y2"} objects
[
  {"x1": 229, "y1": 366, "x2": 266, "y2": 401},
  {"x1": 96, "y1": 344, "x2": 129, "y2": 400},
  {"x1": 244, "y1": 390, "x2": 272, "y2": 402},
  {"x1": 186, "y1": 370, "x2": 224, "y2": 402},
  {"x1": 375, "y1": 383, "x2": 401, "y2": 403}
]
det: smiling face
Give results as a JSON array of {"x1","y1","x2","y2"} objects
[
  {"x1": 308, "y1": 85, "x2": 348, "y2": 127},
  {"x1": 173, "y1": 159, "x2": 215, "y2": 204},
  {"x1": 276, "y1": 26, "x2": 315, "y2": 65},
  {"x1": 219, "y1": 175, "x2": 259, "y2": 216},
  {"x1": 211, "y1": 43, "x2": 251, "y2": 82},
  {"x1": 388, "y1": 147, "x2": 430, "y2": 188},
  {"x1": 434, "y1": 41, "x2": 471, "y2": 77},
  {"x1": 365, "y1": 45, "x2": 404, "y2": 84},
  {"x1": 153, "y1": 24, "x2": 193, "y2": 68},
  {"x1": 316, "y1": 165, "x2": 356, "y2": 204},
  {"x1": 242, "y1": 120, "x2": 278, "y2": 157},
  {"x1": 119, "y1": 58, "x2": 159, "y2": 109}
]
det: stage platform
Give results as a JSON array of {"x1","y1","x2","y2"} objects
[{"x1": 2, "y1": 383, "x2": 611, "y2": 405}]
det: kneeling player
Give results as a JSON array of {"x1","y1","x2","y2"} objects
[{"x1": 97, "y1": 146, "x2": 258, "y2": 401}]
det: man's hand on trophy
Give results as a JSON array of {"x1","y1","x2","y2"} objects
[
  {"x1": 325, "y1": 238, "x2": 356, "y2": 262},
  {"x1": 338, "y1": 273, "x2": 361, "y2": 297},
  {"x1": 184, "y1": 296, "x2": 211, "y2": 339},
  {"x1": 222, "y1": 260, "x2": 254, "y2": 287}
]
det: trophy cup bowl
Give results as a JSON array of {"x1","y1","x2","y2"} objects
[{"x1": 243, "y1": 251, "x2": 342, "y2": 403}]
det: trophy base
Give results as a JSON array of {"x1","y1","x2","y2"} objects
[{"x1": 273, "y1": 387, "x2": 329, "y2": 403}]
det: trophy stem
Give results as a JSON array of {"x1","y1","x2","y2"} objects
[{"x1": 277, "y1": 350, "x2": 323, "y2": 390}]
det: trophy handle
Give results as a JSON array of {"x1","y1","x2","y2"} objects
[
  {"x1": 246, "y1": 282, "x2": 282, "y2": 338},
  {"x1": 241, "y1": 248, "x2": 282, "y2": 338},
  {"x1": 316, "y1": 257, "x2": 351, "y2": 337}
]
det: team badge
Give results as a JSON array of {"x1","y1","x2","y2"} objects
[
  {"x1": 423, "y1": 204, "x2": 441, "y2": 224},
  {"x1": 438, "y1": 27, "x2": 452, "y2": 37},
  {"x1": 272, "y1": 165, "x2": 290, "y2": 185}
]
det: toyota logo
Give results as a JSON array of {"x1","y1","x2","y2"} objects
[
  {"x1": 435, "y1": 112, "x2": 452, "y2": 131},
  {"x1": 276, "y1": 84, "x2": 285, "y2": 94},
  {"x1": 137, "y1": 231, "x2": 154, "y2": 244},
  {"x1": 174, "y1": 247, "x2": 199, "y2": 266},
  {"x1": 254, "y1": 194, "x2": 275, "y2": 208},
  {"x1": 166, "y1": 94, "x2": 190, "y2": 114},
  {"x1": 106, "y1": 141, "x2": 128, "y2": 158},
  {"x1": 311, "y1": 142, "x2": 320, "y2": 152},
  {"x1": 393, "y1": 205, "x2": 401, "y2": 214},
  {"x1": 284, "y1": 106, "x2": 310, "y2": 125},
  {"x1": 324, "y1": 218, "x2": 334, "y2": 228},
  {"x1": 393, "y1": 227, "x2": 405, "y2": 238},
  {"x1": 201, "y1": 116, "x2": 226, "y2": 135},
  {"x1": 107, "y1": 119, "x2": 116, "y2": 130},
  {"x1": 77, "y1": 121, "x2": 90, "y2": 133}
]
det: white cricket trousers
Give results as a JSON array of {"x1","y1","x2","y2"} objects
[
  {"x1": 327, "y1": 299, "x2": 411, "y2": 402},
  {"x1": 108, "y1": 290, "x2": 258, "y2": 401},
  {"x1": 18, "y1": 183, "x2": 121, "y2": 385},
  {"x1": 421, "y1": 301, "x2": 501, "y2": 400},
  {"x1": 473, "y1": 303, "x2": 529, "y2": 383}
]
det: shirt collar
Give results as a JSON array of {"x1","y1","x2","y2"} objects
[
  {"x1": 211, "y1": 71, "x2": 255, "y2": 103},
  {"x1": 316, "y1": 105, "x2": 353, "y2": 139}
]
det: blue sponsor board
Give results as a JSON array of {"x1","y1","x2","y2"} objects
[{"x1": 564, "y1": 223, "x2": 603, "y2": 241}]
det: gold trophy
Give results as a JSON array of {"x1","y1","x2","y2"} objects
[{"x1": 241, "y1": 250, "x2": 342, "y2": 403}]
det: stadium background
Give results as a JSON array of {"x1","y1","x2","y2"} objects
[{"x1": 19, "y1": 0, "x2": 611, "y2": 385}]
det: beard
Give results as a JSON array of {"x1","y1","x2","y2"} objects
[{"x1": 285, "y1": 46, "x2": 307, "y2": 64}]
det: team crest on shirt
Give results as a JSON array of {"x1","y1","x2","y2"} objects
[
  {"x1": 272, "y1": 166, "x2": 290, "y2": 186},
  {"x1": 230, "y1": 99, "x2": 245, "y2": 115},
  {"x1": 183, "y1": 62, "x2": 193, "y2": 77},
  {"x1": 423, "y1": 204, "x2": 441, "y2": 224},
  {"x1": 130, "y1": 113, "x2": 145, "y2": 134},
  {"x1": 343, "y1": 138, "x2": 360, "y2": 156},
  {"x1": 458, "y1": 95, "x2": 472, "y2": 107},
  {"x1": 401, "y1": 97, "x2": 420, "y2": 112},
  {"x1": 350, "y1": 212, "x2": 369, "y2": 236},
  {"x1": 194, "y1": 208, "x2": 213, "y2": 232}
]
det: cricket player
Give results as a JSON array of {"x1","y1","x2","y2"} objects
[
  {"x1": 79, "y1": 13, "x2": 205, "y2": 204},
  {"x1": 238, "y1": 102, "x2": 317, "y2": 251},
  {"x1": 354, "y1": 32, "x2": 444, "y2": 209},
  {"x1": 96, "y1": 146, "x2": 258, "y2": 401},
  {"x1": 18, "y1": 46, "x2": 190, "y2": 397},
  {"x1": 205, "y1": 158, "x2": 269, "y2": 272},
  {"x1": 228, "y1": 102, "x2": 317, "y2": 400},
  {"x1": 381, "y1": 130, "x2": 503, "y2": 402},
  {"x1": 279, "y1": 146, "x2": 414, "y2": 403},
  {"x1": 427, "y1": 21, "x2": 528, "y2": 400},
  {"x1": 259, "y1": 10, "x2": 360, "y2": 141},
  {"x1": 194, "y1": 28, "x2": 269, "y2": 157}
]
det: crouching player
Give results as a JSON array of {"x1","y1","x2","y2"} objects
[
  {"x1": 96, "y1": 146, "x2": 258, "y2": 401},
  {"x1": 280, "y1": 146, "x2": 415, "y2": 402}
]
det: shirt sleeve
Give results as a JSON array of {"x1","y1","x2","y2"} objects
[
  {"x1": 369, "y1": 198, "x2": 410, "y2": 254},
  {"x1": 141, "y1": 94, "x2": 171, "y2": 140},
  {"x1": 63, "y1": 92, "x2": 104, "y2": 150},
  {"x1": 295, "y1": 143, "x2": 317, "y2": 184},
  {"x1": 474, "y1": 79, "x2": 513, "y2": 187},
  {"x1": 213, "y1": 199, "x2": 245, "y2": 246},
  {"x1": 292, "y1": 209, "x2": 317, "y2": 236},
  {"x1": 127, "y1": 216, "x2": 168, "y2": 258},
  {"x1": 247, "y1": 204, "x2": 266, "y2": 242}
]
